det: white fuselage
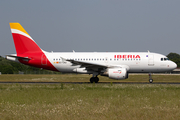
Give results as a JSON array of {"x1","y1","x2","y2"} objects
[{"x1": 44, "y1": 52, "x2": 177, "y2": 73}]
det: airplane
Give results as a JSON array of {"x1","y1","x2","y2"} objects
[{"x1": 6, "y1": 23, "x2": 177, "y2": 83}]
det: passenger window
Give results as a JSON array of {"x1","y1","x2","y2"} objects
[{"x1": 161, "y1": 58, "x2": 163, "y2": 61}]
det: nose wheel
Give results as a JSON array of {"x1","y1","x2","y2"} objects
[
  {"x1": 149, "y1": 73, "x2": 153, "y2": 83},
  {"x1": 149, "y1": 79, "x2": 153, "y2": 83}
]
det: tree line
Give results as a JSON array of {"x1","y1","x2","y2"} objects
[
  {"x1": 0, "y1": 52, "x2": 179, "y2": 74},
  {"x1": 167, "y1": 53, "x2": 180, "y2": 67},
  {"x1": 0, "y1": 56, "x2": 60, "y2": 74}
]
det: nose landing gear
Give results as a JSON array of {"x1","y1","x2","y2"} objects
[{"x1": 149, "y1": 73, "x2": 153, "y2": 83}]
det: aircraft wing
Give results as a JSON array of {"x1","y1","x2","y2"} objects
[
  {"x1": 63, "y1": 57, "x2": 129, "y2": 73},
  {"x1": 66, "y1": 59, "x2": 108, "y2": 69}
]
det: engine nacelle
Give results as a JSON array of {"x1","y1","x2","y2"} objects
[
  {"x1": 73, "y1": 68, "x2": 92, "y2": 74},
  {"x1": 108, "y1": 68, "x2": 128, "y2": 80}
]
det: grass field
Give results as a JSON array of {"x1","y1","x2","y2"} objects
[
  {"x1": 0, "y1": 74, "x2": 180, "y2": 120},
  {"x1": 0, "y1": 74, "x2": 180, "y2": 83}
]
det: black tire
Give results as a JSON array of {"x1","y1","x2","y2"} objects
[
  {"x1": 90, "y1": 77, "x2": 94, "y2": 83},
  {"x1": 90, "y1": 77, "x2": 99, "y2": 83},
  {"x1": 94, "y1": 77, "x2": 99, "y2": 83}
]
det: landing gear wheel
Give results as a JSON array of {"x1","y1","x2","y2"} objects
[
  {"x1": 148, "y1": 73, "x2": 153, "y2": 83},
  {"x1": 90, "y1": 77, "x2": 94, "y2": 83},
  {"x1": 94, "y1": 77, "x2": 99, "y2": 83},
  {"x1": 149, "y1": 79, "x2": 153, "y2": 83},
  {"x1": 90, "y1": 77, "x2": 99, "y2": 83}
]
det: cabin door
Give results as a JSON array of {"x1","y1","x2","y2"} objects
[
  {"x1": 41, "y1": 54, "x2": 47, "y2": 65},
  {"x1": 148, "y1": 54, "x2": 154, "y2": 66}
]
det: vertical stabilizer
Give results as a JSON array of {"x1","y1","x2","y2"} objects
[{"x1": 9, "y1": 23, "x2": 42, "y2": 55}]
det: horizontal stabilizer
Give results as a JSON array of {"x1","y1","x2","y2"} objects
[{"x1": 6, "y1": 55, "x2": 31, "y2": 61}]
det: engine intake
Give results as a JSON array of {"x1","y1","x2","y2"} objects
[{"x1": 108, "y1": 68, "x2": 128, "y2": 80}]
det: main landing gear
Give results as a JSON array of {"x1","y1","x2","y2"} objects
[
  {"x1": 149, "y1": 73, "x2": 153, "y2": 83},
  {"x1": 90, "y1": 72, "x2": 99, "y2": 83},
  {"x1": 90, "y1": 76, "x2": 99, "y2": 83}
]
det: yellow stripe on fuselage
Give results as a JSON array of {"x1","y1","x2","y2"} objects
[{"x1": 9, "y1": 23, "x2": 30, "y2": 36}]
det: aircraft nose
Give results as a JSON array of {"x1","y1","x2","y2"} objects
[{"x1": 171, "y1": 61, "x2": 177, "y2": 69}]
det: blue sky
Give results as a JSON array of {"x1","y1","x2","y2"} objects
[{"x1": 1, "y1": 0, "x2": 180, "y2": 56}]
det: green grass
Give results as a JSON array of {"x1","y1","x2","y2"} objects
[
  {"x1": 0, "y1": 74, "x2": 180, "y2": 119},
  {"x1": 0, "y1": 74, "x2": 180, "y2": 82},
  {"x1": 0, "y1": 84, "x2": 180, "y2": 120}
]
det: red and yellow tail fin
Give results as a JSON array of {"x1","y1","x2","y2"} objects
[{"x1": 9, "y1": 23, "x2": 42, "y2": 55}]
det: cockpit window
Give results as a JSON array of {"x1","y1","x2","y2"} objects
[{"x1": 161, "y1": 58, "x2": 169, "y2": 61}]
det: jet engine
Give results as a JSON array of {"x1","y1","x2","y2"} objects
[
  {"x1": 108, "y1": 68, "x2": 128, "y2": 80},
  {"x1": 73, "y1": 68, "x2": 92, "y2": 74}
]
